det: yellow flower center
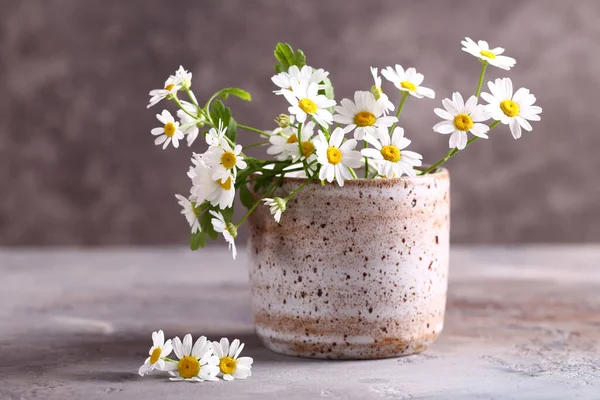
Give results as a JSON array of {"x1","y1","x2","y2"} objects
[
  {"x1": 381, "y1": 145, "x2": 401, "y2": 163},
  {"x1": 354, "y1": 111, "x2": 377, "y2": 127},
  {"x1": 165, "y1": 83, "x2": 175, "y2": 91},
  {"x1": 218, "y1": 176, "x2": 232, "y2": 190},
  {"x1": 479, "y1": 50, "x2": 496, "y2": 59},
  {"x1": 500, "y1": 99, "x2": 520, "y2": 117},
  {"x1": 220, "y1": 151, "x2": 237, "y2": 169},
  {"x1": 177, "y1": 356, "x2": 200, "y2": 379},
  {"x1": 298, "y1": 98, "x2": 317, "y2": 114},
  {"x1": 219, "y1": 356, "x2": 237, "y2": 375},
  {"x1": 400, "y1": 80, "x2": 417, "y2": 92},
  {"x1": 287, "y1": 134, "x2": 298, "y2": 144},
  {"x1": 301, "y1": 141, "x2": 315, "y2": 157},
  {"x1": 164, "y1": 122, "x2": 176, "y2": 137},
  {"x1": 326, "y1": 147, "x2": 342, "y2": 165},
  {"x1": 149, "y1": 348, "x2": 162, "y2": 364},
  {"x1": 453, "y1": 113, "x2": 473, "y2": 131}
]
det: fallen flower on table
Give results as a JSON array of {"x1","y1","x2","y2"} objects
[{"x1": 137, "y1": 331, "x2": 253, "y2": 382}]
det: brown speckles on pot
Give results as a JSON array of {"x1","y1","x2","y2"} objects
[{"x1": 247, "y1": 169, "x2": 450, "y2": 359}]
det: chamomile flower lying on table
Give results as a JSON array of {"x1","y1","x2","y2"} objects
[
  {"x1": 138, "y1": 330, "x2": 173, "y2": 376},
  {"x1": 212, "y1": 338, "x2": 254, "y2": 381},
  {"x1": 142, "y1": 40, "x2": 540, "y2": 256}
]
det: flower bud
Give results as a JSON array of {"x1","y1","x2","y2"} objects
[{"x1": 275, "y1": 114, "x2": 291, "y2": 128}]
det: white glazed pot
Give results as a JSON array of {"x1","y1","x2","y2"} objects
[{"x1": 247, "y1": 169, "x2": 450, "y2": 359}]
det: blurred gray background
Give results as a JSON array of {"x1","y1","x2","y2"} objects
[{"x1": 1, "y1": 0, "x2": 598, "y2": 246}]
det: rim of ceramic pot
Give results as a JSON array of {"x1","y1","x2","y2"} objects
[{"x1": 277, "y1": 167, "x2": 448, "y2": 186}]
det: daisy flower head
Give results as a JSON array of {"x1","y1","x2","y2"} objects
[
  {"x1": 266, "y1": 121, "x2": 302, "y2": 162},
  {"x1": 362, "y1": 127, "x2": 423, "y2": 178},
  {"x1": 175, "y1": 194, "x2": 202, "y2": 233},
  {"x1": 461, "y1": 38, "x2": 516, "y2": 71},
  {"x1": 138, "y1": 330, "x2": 173, "y2": 376},
  {"x1": 272, "y1": 65, "x2": 329, "y2": 94},
  {"x1": 315, "y1": 126, "x2": 362, "y2": 187},
  {"x1": 381, "y1": 65, "x2": 435, "y2": 99},
  {"x1": 147, "y1": 77, "x2": 180, "y2": 108},
  {"x1": 166, "y1": 334, "x2": 219, "y2": 382},
  {"x1": 288, "y1": 120, "x2": 318, "y2": 163},
  {"x1": 177, "y1": 101, "x2": 203, "y2": 147},
  {"x1": 370, "y1": 67, "x2": 395, "y2": 114},
  {"x1": 283, "y1": 82, "x2": 336, "y2": 126},
  {"x1": 205, "y1": 120, "x2": 227, "y2": 147},
  {"x1": 262, "y1": 197, "x2": 287, "y2": 223},
  {"x1": 210, "y1": 210, "x2": 237, "y2": 259},
  {"x1": 212, "y1": 338, "x2": 254, "y2": 381},
  {"x1": 190, "y1": 159, "x2": 235, "y2": 210},
  {"x1": 433, "y1": 92, "x2": 491, "y2": 150},
  {"x1": 203, "y1": 139, "x2": 247, "y2": 183},
  {"x1": 333, "y1": 91, "x2": 398, "y2": 140},
  {"x1": 151, "y1": 110, "x2": 184, "y2": 149},
  {"x1": 481, "y1": 78, "x2": 542, "y2": 139},
  {"x1": 172, "y1": 65, "x2": 192, "y2": 89}
]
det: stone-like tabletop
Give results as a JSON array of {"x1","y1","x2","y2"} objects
[{"x1": 0, "y1": 247, "x2": 598, "y2": 399}]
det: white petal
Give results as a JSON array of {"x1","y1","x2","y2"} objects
[
  {"x1": 433, "y1": 121, "x2": 455, "y2": 134},
  {"x1": 182, "y1": 334, "x2": 192, "y2": 356}
]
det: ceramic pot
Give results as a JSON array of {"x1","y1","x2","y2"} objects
[{"x1": 247, "y1": 169, "x2": 450, "y2": 359}]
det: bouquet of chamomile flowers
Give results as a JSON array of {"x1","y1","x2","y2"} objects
[{"x1": 147, "y1": 39, "x2": 541, "y2": 260}]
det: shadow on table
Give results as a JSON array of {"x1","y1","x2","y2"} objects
[{"x1": 0, "y1": 330, "x2": 321, "y2": 382}]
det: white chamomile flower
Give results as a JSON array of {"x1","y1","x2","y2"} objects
[
  {"x1": 362, "y1": 127, "x2": 422, "y2": 178},
  {"x1": 151, "y1": 110, "x2": 185, "y2": 149},
  {"x1": 147, "y1": 77, "x2": 180, "y2": 108},
  {"x1": 267, "y1": 124, "x2": 301, "y2": 161},
  {"x1": 262, "y1": 197, "x2": 287, "y2": 223},
  {"x1": 177, "y1": 101, "x2": 203, "y2": 147},
  {"x1": 481, "y1": 78, "x2": 542, "y2": 140},
  {"x1": 210, "y1": 211, "x2": 237, "y2": 259},
  {"x1": 433, "y1": 92, "x2": 491, "y2": 150},
  {"x1": 138, "y1": 330, "x2": 173, "y2": 376},
  {"x1": 272, "y1": 65, "x2": 329, "y2": 94},
  {"x1": 283, "y1": 82, "x2": 336, "y2": 127},
  {"x1": 370, "y1": 67, "x2": 395, "y2": 114},
  {"x1": 190, "y1": 160, "x2": 235, "y2": 210},
  {"x1": 175, "y1": 194, "x2": 202, "y2": 233},
  {"x1": 461, "y1": 38, "x2": 516, "y2": 71},
  {"x1": 203, "y1": 139, "x2": 247, "y2": 183},
  {"x1": 287, "y1": 120, "x2": 318, "y2": 163},
  {"x1": 212, "y1": 338, "x2": 254, "y2": 381},
  {"x1": 165, "y1": 334, "x2": 219, "y2": 382},
  {"x1": 172, "y1": 65, "x2": 193, "y2": 88},
  {"x1": 315, "y1": 127, "x2": 362, "y2": 187},
  {"x1": 205, "y1": 120, "x2": 227, "y2": 147},
  {"x1": 381, "y1": 65, "x2": 435, "y2": 99},
  {"x1": 333, "y1": 91, "x2": 398, "y2": 140}
]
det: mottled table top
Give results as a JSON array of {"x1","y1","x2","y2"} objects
[{"x1": 0, "y1": 247, "x2": 598, "y2": 399}]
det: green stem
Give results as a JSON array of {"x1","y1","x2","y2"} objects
[
  {"x1": 162, "y1": 357, "x2": 177, "y2": 363},
  {"x1": 389, "y1": 92, "x2": 409, "y2": 133},
  {"x1": 183, "y1": 87, "x2": 200, "y2": 109},
  {"x1": 236, "y1": 178, "x2": 281, "y2": 227},
  {"x1": 285, "y1": 176, "x2": 315, "y2": 201},
  {"x1": 475, "y1": 62, "x2": 488, "y2": 99},
  {"x1": 172, "y1": 95, "x2": 197, "y2": 119},
  {"x1": 349, "y1": 168, "x2": 358, "y2": 179},
  {"x1": 421, "y1": 120, "x2": 500, "y2": 175},
  {"x1": 363, "y1": 142, "x2": 369, "y2": 178},
  {"x1": 242, "y1": 141, "x2": 269, "y2": 150},
  {"x1": 238, "y1": 124, "x2": 271, "y2": 138}
]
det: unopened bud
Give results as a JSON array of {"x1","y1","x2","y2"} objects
[
  {"x1": 225, "y1": 222, "x2": 238, "y2": 239},
  {"x1": 275, "y1": 114, "x2": 291, "y2": 128}
]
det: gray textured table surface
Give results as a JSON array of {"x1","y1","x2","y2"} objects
[{"x1": 0, "y1": 247, "x2": 599, "y2": 400}]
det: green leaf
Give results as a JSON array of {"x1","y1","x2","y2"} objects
[
  {"x1": 273, "y1": 42, "x2": 307, "y2": 73},
  {"x1": 294, "y1": 49, "x2": 306, "y2": 68},
  {"x1": 190, "y1": 230, "x2": 206, "y2": 250},
  {"x1": 226, "y1": 115, "x2": 237, "y2": 143},
  {"x1": 201, "y1": 211, "x2": 218, "y2": 241},
  {"x1": 221, "y1": 206, "x2": 234, "y2": 222},
  {"x1": 214, "y1": 87, "x2": 252, "y2": 102},
  {"x1": 240, "y1": 183, "x2": 255, "y2": 209}
]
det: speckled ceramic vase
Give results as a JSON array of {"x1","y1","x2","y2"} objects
[{"x1": 247, "y1": 169, "x2": 450, "y2": 359}]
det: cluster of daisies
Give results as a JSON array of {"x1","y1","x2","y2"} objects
[
  {"x1": 147, "y1": 39, "x2": 541, "y2": 259},
  {"x1": 138, "y1": 330, "x2": 253, "y2": 382}
]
